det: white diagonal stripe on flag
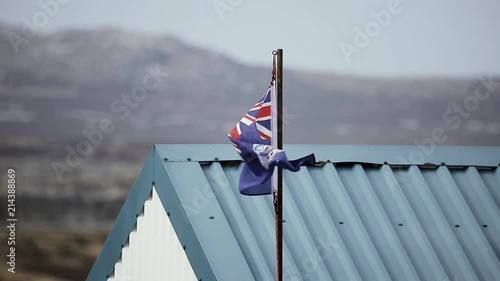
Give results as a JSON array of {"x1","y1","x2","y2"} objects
[
  {"x1": 241, "y1": 116, "x2": 253, "y2": 126},
  {"x1": 236, "y1": 122, "x2": 241, "y2": 135},
  {"x1": 256, "y1": 116, "x2": 271, "y2": 121},
  {"x1": 256, "y1": 123, "x2": 271, "y2": 139}
]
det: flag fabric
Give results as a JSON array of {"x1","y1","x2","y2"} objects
[{"x1": 228, "y1": 86, "x2": 316, "y2": 195}]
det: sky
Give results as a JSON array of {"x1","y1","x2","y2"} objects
[{"x1": 1, "y1": 0, "x2": 499, "y2": 77}]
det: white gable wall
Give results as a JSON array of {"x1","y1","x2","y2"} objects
[{"x1": 108, "y1": 187, "x2": 198, "y2": 281}]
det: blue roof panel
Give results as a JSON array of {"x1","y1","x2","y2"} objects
[
  {"x1": 90, "y1": 144, "x2": 500, "y2": 281},
  {"x1": 159, "y1": 145, "x2": 499, "y2": 281}
]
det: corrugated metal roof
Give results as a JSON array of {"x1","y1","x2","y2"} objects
[{"x1": 89, "y1": 144, "x2": 500, "y2": 281}]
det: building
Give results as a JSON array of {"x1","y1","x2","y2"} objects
[{"x1": 88, "y1": 144, "x2": 500, "y2": 281}]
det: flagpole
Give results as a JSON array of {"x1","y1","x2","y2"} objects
[{"x1": 274, "y1": 48, "x2": 284, "y2": 281}]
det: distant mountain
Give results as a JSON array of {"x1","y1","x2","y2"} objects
[
  {"x1": 1, "y1": 22, "x2": 499, "y2": 146},
  {"x1": 1, "y1": 22, "x2": 499, "y2": 230}
]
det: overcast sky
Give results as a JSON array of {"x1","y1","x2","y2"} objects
[{"x1": 1, "y1": 0, "x2": 499, "y2": 77}]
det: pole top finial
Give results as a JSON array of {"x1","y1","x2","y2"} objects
[{"x1": 271, "y1": 50, "x2": 277, "y2": 85}]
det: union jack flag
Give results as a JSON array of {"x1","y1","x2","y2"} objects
[
  {"x1": 229, "y1": 87, "x2": 272, "y2": 153},
  {"x1": 228, "y1": 86, "x2": 315, "y2": 196}
]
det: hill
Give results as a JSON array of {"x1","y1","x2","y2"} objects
[{"x1": 1, "y1": 23, "x2": 499, "y2": 146}]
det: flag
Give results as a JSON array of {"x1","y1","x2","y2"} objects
[{"x1": 228, "y1": 86, "x2": 316, "y2": 195}]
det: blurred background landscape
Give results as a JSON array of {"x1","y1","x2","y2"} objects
[{"x1": 0, "y1": 0, "x2": 499, "y2": 280}]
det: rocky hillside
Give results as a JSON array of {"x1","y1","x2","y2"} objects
[
  {"x1": 1, "y1": 22, "x2": 499, "y2": 281},
  {"x1": 1, "y1": 22, "x2": 499, "y2": 146},
  {"x1": 0, "y1": 22, "x2": 499, "y2": 228}
]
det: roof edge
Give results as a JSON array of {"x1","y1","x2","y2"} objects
[
  {"x1": 155, "y1": 144, "x2": 500, "y2": 167},
  {"x1": 87, "y1": 147, "x2": 155, "y2": 281}
]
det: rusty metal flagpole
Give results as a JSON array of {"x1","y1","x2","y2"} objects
[{"x1": 272, "y1": 48, "x2": 284, "y2": 281}]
